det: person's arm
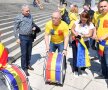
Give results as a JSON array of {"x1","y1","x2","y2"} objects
[
  {"x1": 71, "y1": 24, "x2": 78, "y2": 36},
  {"x1": 92, "y1": 27, "x2": 97, "y2": 39},
  {"x1": 98, "y1": 34, "x2": 108, "y2": 41},
  {"x1": 14, "y1": 15, "x2": 21, "y2": 43},
  {"x1": 64, "y1": 35, "x2": 69, "y2": 50},
  {"x1": 44, "y1": 22, "x2": 50, "y2": 52},
  {"x1": 62, "y1": 24, "x2": 69, "y2": 56},
  {"x1": 45, "y1": 33, "x2": 50, "y2": 52},
  {"x1": 62, "y1": 33, "x2": 69, "y2": 56},
  {"x1": 14, "y1": 16, "x2": 21, "y2": 39}
]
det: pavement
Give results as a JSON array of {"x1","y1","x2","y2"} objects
[{"x1": 14, "y1": 40, "x2": 108, "y2": 90}]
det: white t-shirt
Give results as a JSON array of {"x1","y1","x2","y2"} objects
[{"x1": 74, "y1": 20, "x2": 95, "y2": 41}]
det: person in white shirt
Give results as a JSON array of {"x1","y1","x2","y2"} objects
[{"x1": 71, "y1": 11, "x2": 95, "y2": 77}]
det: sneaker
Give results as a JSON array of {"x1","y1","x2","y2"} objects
[
  {"x1": 73, "y1": 72, "x2": 78, "y2": 77},
  {"x1": 81, "y1": 70, "x2": 88, "y2": 76},
  {"x1": 95, "y1": 75, "x2": 105, "y2": 79}
]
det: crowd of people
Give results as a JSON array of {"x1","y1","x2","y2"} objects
[
  {"x1": 0, "y1": 0, "x2": 108, "y2": 89},
  {"x1": 12, "y1": 0, "x2": 108, "y2": 80}
]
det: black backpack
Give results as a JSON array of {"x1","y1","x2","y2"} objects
[{"x1": 61, "y1": 9, "x2": 70, "y2": 24}]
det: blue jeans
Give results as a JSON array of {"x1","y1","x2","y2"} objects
[
  {"x1": 49, "y1": 42, "x2": 64, "y2": 52},
  {"x1": 19, "y1": 35, "x2": 33, "y2": 70},
  {"x1": 100, "y1": 45, "x2": 108, "y2": 79}
]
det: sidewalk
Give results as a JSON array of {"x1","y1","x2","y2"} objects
[{"x1": 14, "y1": 40, "x2": 108, "y2": 90}]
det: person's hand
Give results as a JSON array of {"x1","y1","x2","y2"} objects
[
  {"x1": 16, "y1": 39, "x2": 20, "y2": 44},
  {"x1": 81, "y1": 34, "x2": 85, "y2": 38},
  {"x1": 45, "y1": 47, "x2": 50, "y2": 53},
  {"x1": 74, "y1": 32, "x2": 78, "y2": 37},
  {"x1": 98, "y1": 35, "x2": 108, "y2": 41},
  {"x1": 92, "y1": 34, "x2": 97, "y2": 39},
  {"x1": 62, "y1": 49, "x2": 67, "y2": 56},
  {"x1": 32, "y1": 27, "x2": 36, "y2": 30},
  {"x1": 72, "y1": 36, "x2": 75, "y2": 40}
]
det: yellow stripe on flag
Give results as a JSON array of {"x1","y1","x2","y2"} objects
[
  {"x1": 0, "y1": 64, "x2": 2, "y2": 68},
  {"x1": 0, "y1": 43, "x2": 4, "y2": 57},
  {"x1": 51, "y1": 53, "x2": 57, "y2": 82},
  {"x1": 99, "y1": 44, "x2": 104, "y2": 51},
  {"x1": 6, "y1": 66, "x2": 23, "y2": 90}
]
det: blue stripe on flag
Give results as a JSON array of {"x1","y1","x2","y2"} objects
[
  {"x1": 77, "y1": 42, "x2": 85, "y2": 67},
  {"x1": 56, "y1": 53, "x2": 62, "y2": 82},
  {"x1": 2, "y1": 69, "x2": 18, "y2": 90}
]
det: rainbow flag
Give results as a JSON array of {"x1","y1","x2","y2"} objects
[
  {"x1": 0, "y1": 43, "x2": 8, "y2": 68},
  {"x1": 1, "y1": 64, "x2": 29, "y2": 90},
  {"x1": 77, "y1": 38, "x2": 91, "y2": 67},
  {"x1": 45, "y1": 52, "x2": 64, "y2": 84},
  {"x1": 98, "y1": 40, "x2": 106, "y2": 57},
  {"x1": 50, "y1": 29, "x2": 63, "y2": 36}
]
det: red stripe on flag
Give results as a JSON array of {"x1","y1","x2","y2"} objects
[
  {"x1": 46, "y1": 52, "x2": 53, "y2": 80},
  {"x1": 76, "y1": 40, "x2": 78, "y2": 46},
  {"x1": 98, "y1": 50, "x2": 103, "y2": 56},
  {"x1": 0, "y1": 48, "x2": 8, "y2": 68},
  {"x1": 12, "y1": 65, "x2": 29, "y2": 90}
]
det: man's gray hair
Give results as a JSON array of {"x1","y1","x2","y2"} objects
[
  {"x1": 21, "y1": 4, "x2": 30, "y2": 10},
  {"x1": 53, "y1": 10, "x2": 62, "y2": 18}
]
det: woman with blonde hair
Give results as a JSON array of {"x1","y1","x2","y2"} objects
[
  {"x1": 69, "y1": 4, "x2": 79, "y2": 30},
  {"x1": 69, "y1": 4, "x2": 79, "y2": 46}
]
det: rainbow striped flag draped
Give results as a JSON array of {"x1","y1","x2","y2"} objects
[
  {"x1": 1, "y1": 64, "x2": 29, "y2": 90},
  {"x1": 98, "y1": 40, "x2": 106, "y2": 57},
  {"x1": 45, "y1": 52, "x2": 63, "y2": 83},
  {"x1": 0, "y1": 43, "x2": 8, "y2": 68},
  {"x1": 77, "y1": 38, "x2": 91, "y2": 67}
]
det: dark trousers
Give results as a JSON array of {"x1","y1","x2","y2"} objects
[
  {"x1": 100, "y1": 45, "x2": 108, "y2": 79},
  {"x1": 60, "y1": 0, "x2": 65, "y2": 5},
  {"x1": 72, "y1": 40, "x2": 89, "y2": 72},
  {"x1": 33, "y1": 0, "x2": 38, "y2": 7},
  {"x1": 19, "y1": 35, "x2": 33, "y2": 70},
  {"x1": 72, "y1": 41, "x2": 78, "y2": 72}
]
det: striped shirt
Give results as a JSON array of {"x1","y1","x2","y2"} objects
[{"x1": 14, "y1": 14, "x2": 35, "y2": 39}]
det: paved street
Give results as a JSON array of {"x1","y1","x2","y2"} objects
[{"x1": 14, "y1": 40, "x2": 108, "y2": 90}]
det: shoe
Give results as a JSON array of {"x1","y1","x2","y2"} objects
[
  {"x1": 95, "y1": 75, "x2": 105, "y2": 79},
  {"x1": 27, "y1": 65, "x2": 34, "y2": 70},
  {"x1": 81, "y1": 70, "x2": 88, "y2": 76},
  {"x1": 24, "y1": 70, "x2": 29, "y2": 76},
  {"x1": 73, "y1": 72, "x2": 78, "y2": 77}
]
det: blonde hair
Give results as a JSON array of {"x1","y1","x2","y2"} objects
[{"x1": 70, "y1": 4, "x2": 78, "y2": 13}]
